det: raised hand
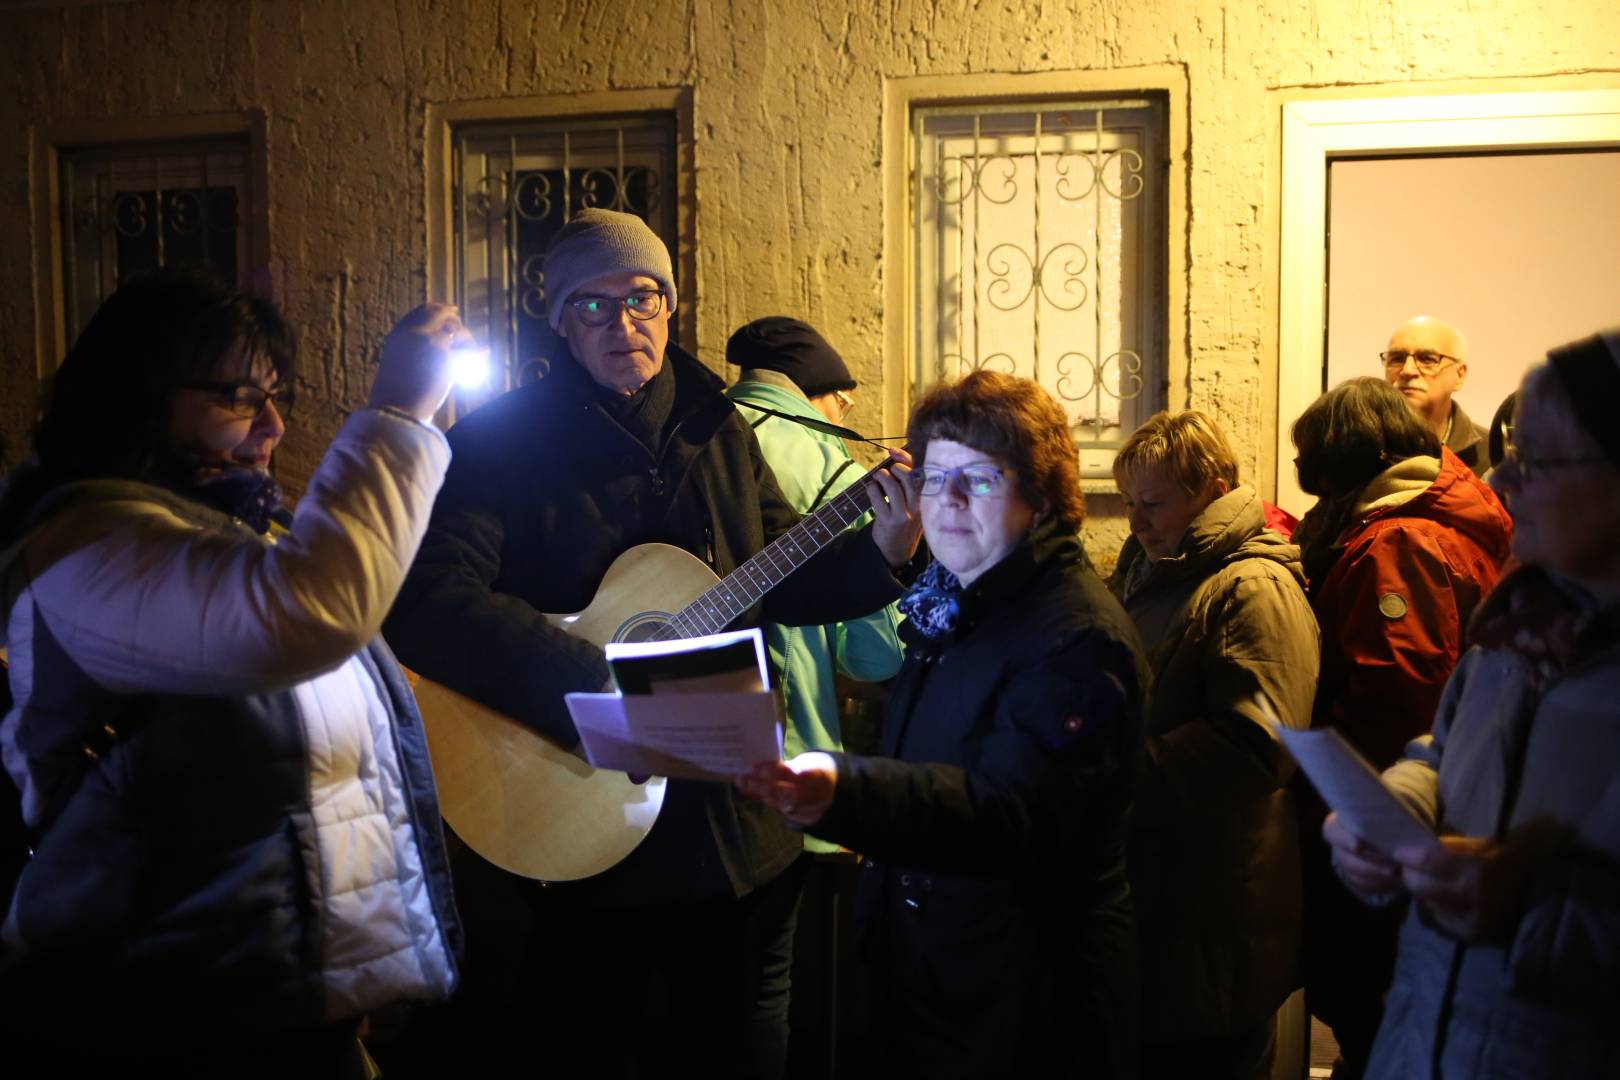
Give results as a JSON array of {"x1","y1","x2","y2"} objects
[
  {"x1": 867, "y1": 448, "x2": 923, "y2": 569},
  {"x1": 370, "y1": 303, "x2": 474, "y2": 422}
]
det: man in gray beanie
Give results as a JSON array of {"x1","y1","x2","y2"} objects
[{"x1": 385, "y1": 211, "x2": 923, "y2": 1079}]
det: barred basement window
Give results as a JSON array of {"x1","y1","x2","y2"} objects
[
  {"x1": 60, "y1": 138, "x2": 255, "y2": 346},
  {"x1": 452, "y1": 116, "x2": 678, "y2": 399},
  {"x1": 912, "y1": 99, "x2": 1167, "y2": 478}
]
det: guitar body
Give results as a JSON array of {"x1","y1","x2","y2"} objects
[{"x1": 413, "y1": 543, "x2": 722, "y2": 882}]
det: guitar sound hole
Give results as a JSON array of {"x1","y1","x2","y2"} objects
[{"x1": 615, "y1": 613, "x2": 677, "y2": 643}]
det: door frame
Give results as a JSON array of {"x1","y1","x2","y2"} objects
[{"x1": 1275, "y1": 88, "x2": 1620, "y2": 515}]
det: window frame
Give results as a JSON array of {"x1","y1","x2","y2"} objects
[
  {"x1": 883, "y1": 69, "x2": 1187, "y2": 490},
  {"x1": 426, "y1": 89, "x2": 695, "y2": 425},
  {"x1": 28, "y1": 110, "x2": 270, "y2": 378}
]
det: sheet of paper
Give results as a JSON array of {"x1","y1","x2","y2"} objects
[
  {"x1": 606, "y1": 627, "x2": 771, "y2": 695},
  {"x1": 1274, "y1": 725, "x2": 1440, "y2": 855},
  {"x1": 565, "y1": 690, "x2": 783, "y2": 782}
]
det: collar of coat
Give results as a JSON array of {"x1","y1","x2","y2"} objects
[
  {"x1": 1470, "y1": 563, "x2": 1620, "y2": 686},
  {"x1": 1110, "y1": 484, "x2": 1304, "y2": 603},
  {"x1": 902, "y1": 516, "x2": 1085, "y2": 646},
  {"x1": 544, "y1": 339, "x2": 737, "y2": 460}
]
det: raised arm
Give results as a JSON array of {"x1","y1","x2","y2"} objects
[{"x1": 19, "y1": 305, "x2": 460, "y2": 697}]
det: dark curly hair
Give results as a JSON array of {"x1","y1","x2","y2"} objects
[{"x1": 907, "y1": 369, "x2": 1085, "y2": 531}]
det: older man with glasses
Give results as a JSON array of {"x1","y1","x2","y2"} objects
[
  {"x1": 1380, "y1": 315, "x2": 1491, "y2": 477},
  {"x1": 384, "y1": 209, "x2": 922, "y2": 1079}
]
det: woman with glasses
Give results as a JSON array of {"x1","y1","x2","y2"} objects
[
  {"x1": 1289, "y1": 376, "x2": 1512, "y2": 1078},
  {"x1": 0, "y1": 267, "x2": 465, "y2": 1077},
  {"x1": 739, "y1": 371, "x2": 1148, "y2": 1080},
  {"x1": 1324, "y1": 331, "x2": 1620, "y2": 1078}
]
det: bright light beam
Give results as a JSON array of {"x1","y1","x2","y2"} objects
[{"x1": 450, "y1": 345, "x2": 491, "y2": 388}]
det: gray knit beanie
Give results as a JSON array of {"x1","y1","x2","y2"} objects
[{"x1": 543, "y1": 208, "x2": 677, "y2": 331}]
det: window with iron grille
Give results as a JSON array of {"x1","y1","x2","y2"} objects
[
  {"x1": 452, "y1": 116, "x2": 678, "y2": 400},
  {"x1": 60, "y1": 138, "x2": 255, "y2": 346},
  {"x1": 913, "y1": 99, "x2": 1167, "y2": 479}
]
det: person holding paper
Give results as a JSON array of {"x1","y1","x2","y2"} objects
[
  {"x1": 739, "y1": 371, "x2": 1149, "y2": 1080},
  {"x1": 383, "y1": 210, "x2": 922, "y2": 1079},
  {"x1": 1109, "y1": 410, "x2": 1319, "y2": 1080},
  {"x1": 0, "y1": 268, "x2": 465, "y2": 1075},
  {"x1": 1324, "y1": 331, "x2": 1620, "y2": 1079},
  {"x1": 1289, "y1": 376, "x2": 1513, "y2": 1077}
]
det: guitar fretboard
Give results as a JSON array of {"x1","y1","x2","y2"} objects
[{"x1": 658, "y1": 464, "x2": 885, "y2": 641}]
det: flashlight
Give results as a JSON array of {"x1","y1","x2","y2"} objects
[{"x1": 450, "y1": 345, "x2": 491, "y2": 388}]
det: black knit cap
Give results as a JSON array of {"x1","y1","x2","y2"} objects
[
  {"x1": 726, "y1": 316, "x2": 856, "y2": 398},
  {"x1": 1547, "y1": 330, "x2": 1620, "y2": 468}
]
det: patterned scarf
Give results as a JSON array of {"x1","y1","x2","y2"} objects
[
  {"x1": 1470, "y1": 565, "x2": 1620, "y2": 689},
  {"x1": 182, "y1": 462, "x2": 289, "y2": 535},
  {"x1": 898, "y1": 559, "x2": 965, "y2": 640}
]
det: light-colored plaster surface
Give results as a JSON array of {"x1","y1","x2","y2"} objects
[{"x1": 2, "y1": 0, "x2": 1617, "y2": 562}]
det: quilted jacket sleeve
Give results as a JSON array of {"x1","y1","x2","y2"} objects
[{"x1": 16, "y1": 409, "x2": 450, "y2": 696}]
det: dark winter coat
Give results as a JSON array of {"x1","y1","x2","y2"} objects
[
  {"x1": 810, "y1": 520, "x2": 1149, "y2": 1080},
  {"x1": 1110, "y1": 484, "x2": 1319, "y2": 1040},
  {"x1": 384, "y1": 344, "x2": 904, "y2": 904},
  {"x1": 1445, "y1": 399, "x2": 1491, "y2": 479}
]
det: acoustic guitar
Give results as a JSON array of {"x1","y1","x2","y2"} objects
[{"x1": 411, "y1": 463, "x2": 887, "y2": 882}]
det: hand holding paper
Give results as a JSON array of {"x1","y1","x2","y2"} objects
[
  {"x1": 564, "y1": 629, "x2": 784, "y2": 782},
  {"x1": 1256, "y1": 694, "x2": 1440, "y2": 859},
  {"x1": 1323, "y1": 812, "x2": 1405, "y2": 896},
  {"x1": 1391, "y1": 835, "x2": 1527, "y2": 942},
  {"x1": 736, "y1": 753, "x2": 838, "y2": 827}
]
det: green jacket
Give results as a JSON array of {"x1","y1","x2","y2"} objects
[{"x1": 727, "y1": 376, "x2": 904, "y2": 851}]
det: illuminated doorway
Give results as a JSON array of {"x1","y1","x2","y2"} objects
[{"x1": 1275, "y1": 89, "x2": 1620, "y2": 514}]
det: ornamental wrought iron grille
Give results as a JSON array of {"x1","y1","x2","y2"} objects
[
  {"x1": 60, "y1": 139, "x2": 253, "y2": 345},
  {"x1": 913, "y1": 100, "x2": 1166, "y2": 477},
  {"x1": 452, "y1": 116, "x2": 678, "y2": 401}
]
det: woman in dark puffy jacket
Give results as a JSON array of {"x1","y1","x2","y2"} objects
[
  {"x1": 740, "y1": 371, "x2": 1148, "y2": 1080},
  {"x1": 0, "y1": 268, "x2": 466, "y2": 1078},
  {"x1": 1111, "y1": 410, "x2": 1318, "y2": 1080},
  {"x1": 1291, "y1": 377, "x2": 1512, "y2": 1077}
]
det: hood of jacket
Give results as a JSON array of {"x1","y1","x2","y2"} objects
[
  {"x1": 1113, "y1": 484, "x2": 1305, "y2": 602},
  {"x1": 1353, "y1": 446, "x2": 1512, "y2": 563}
]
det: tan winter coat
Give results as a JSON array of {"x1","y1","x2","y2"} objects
[{"x1": 1111, "y1": 484, "x2": 1320, "y2": 1040}]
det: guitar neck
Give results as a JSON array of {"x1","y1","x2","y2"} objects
[{"x1": 665, "y1": 463, "x2": 887, "y2": 640}]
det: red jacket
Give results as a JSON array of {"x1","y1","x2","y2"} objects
[{"x1": 1309, "y1": 448, "x2": 1513, "y2": 769}]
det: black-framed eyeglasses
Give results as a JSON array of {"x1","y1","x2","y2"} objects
[
  {"x1": 177, "y1": 380, "x2": 296, "y2": 420},
  {"x1": 1379, "y1": 349, "x2": 1460, "y2": 376},
  {"x1": 566, "y1": 290, "x2": 666, "y2": 329},
  {"x1": 1501, "y1": 421, "x2": 1609, "y2": 482},
  {"x1": 913, "y1": 463, "x2": 1010, "y2": 498}
]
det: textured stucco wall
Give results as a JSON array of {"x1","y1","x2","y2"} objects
[{"x1": 2, "y1": 0, "x2": 1617, "y2": 559}]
